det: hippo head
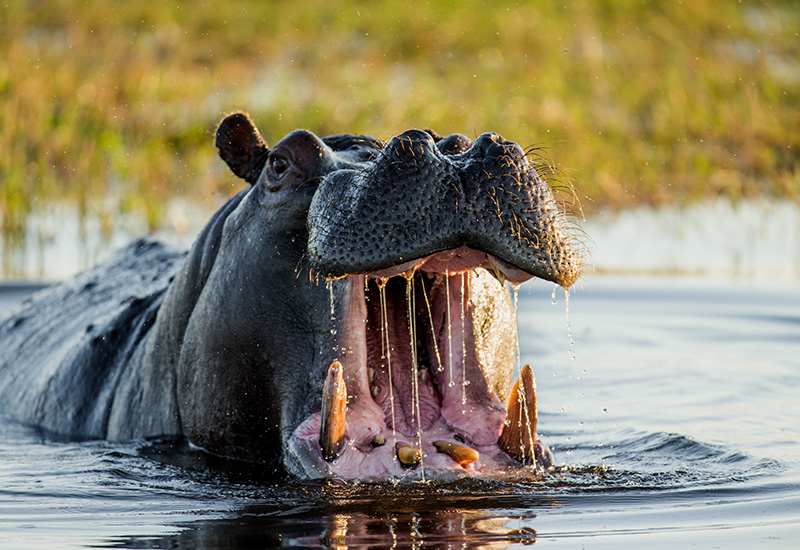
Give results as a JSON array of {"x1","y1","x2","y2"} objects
[{"x1": 191, "y1": 112, "x2": 580, "y2": 480}]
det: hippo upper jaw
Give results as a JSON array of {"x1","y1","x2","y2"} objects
[
  {"x1": 361, "y1": 245, "x2": 536, "y2": 286},
  {"x1": 306, "y1": 129, "x2": 581, "y2": 289}
]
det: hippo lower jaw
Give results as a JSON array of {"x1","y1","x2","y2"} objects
[{"x1": 288, "y1": 247, "x2": 553, "y2": 480}]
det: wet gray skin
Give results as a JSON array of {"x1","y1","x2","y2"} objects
[{"x1": 0, "y1": 112, "x2": 580, "y2": 480}]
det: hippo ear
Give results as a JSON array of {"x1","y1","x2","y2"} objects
[{"x1": 215, "y1": 112, "x2": 270, "y2": 185}]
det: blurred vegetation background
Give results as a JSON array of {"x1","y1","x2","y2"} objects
[{"x1": 1, "y1": 0, "x2": 798, "y2": 276}]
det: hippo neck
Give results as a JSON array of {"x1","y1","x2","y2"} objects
[
  {"x1": 170, "y1": 186, "x2": 331, "y2": 465},
  {"x1": 122, "y1": 190, "x2": 251, "y2": 439}
]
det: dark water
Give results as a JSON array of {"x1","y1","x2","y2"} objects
[{"x1": 1, "y1": 276, "x2": 798, "y2": 549}]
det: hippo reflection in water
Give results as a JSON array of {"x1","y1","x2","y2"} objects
[{"x1": 0, "y1": 113, "x2": 580, "y2": 479}]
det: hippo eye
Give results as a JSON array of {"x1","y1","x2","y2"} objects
[{"x1": 271, "y1": 156, "x2": 289, "y2": 177}]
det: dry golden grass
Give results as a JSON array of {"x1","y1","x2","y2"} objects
[{"x1": 1, "y1": 0, "x2": 798, "y2": 245}]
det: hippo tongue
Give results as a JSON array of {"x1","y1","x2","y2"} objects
[{"x1": 307, "y1": 129, "x2": 580, "y2": 289}]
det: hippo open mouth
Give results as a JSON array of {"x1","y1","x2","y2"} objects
[
  {"x1": 290, "y1": 261, "x2": 550, "y2": 479},
  {"x1": 289, "y1": 129, "x2": 580, "y2": 479}
]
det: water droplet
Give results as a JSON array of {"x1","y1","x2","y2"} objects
[
  {"x1": 406, "y1": 273, "x2": 425, "y2": 481},
  {"x1": 378, "y1": 278, "x2": 397, "y2": 447},
  {"x1": 564, "y1": 288, "x2": 576, "y2": 361},
  {"x1": 460, "y1": 272, "x2": 467, "y2": 410}
]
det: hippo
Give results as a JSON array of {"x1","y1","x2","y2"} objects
[{"x1": 0, "y1": 112, "x2": 580, "y2": 479}]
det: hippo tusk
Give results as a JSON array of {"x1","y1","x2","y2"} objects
[
  {"x1": 320, "y1": 361, "x2": 347, "y2": 462},
  {"x1": 485, "y1": 258, "x2": 508, "y2": 286},
  {"x1": 433, "y1": 440, "x2": 480, "y2": 467},
  {"x1": 497, "y1": 364, "x2": 538, "y2": 463}
]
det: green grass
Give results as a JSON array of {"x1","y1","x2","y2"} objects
[{"x1": 1, "y1": 0, "x2": 798, "y2": 245}]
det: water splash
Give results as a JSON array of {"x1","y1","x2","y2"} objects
[
  {"x1": 446, "y1": 269, "x2": 454, "y2": 389},
  {"x1": 564, "y1": 289, "x2": 576, "y2": 361},
  {"x1": 520, "y1": 372, "x2": 535, "y2": 464},
  {"x1": 510, "y1": 282, "x2": 536, "y2": 462},
  {"x1": 405, "y1": 273, "x2": 425, "y2": 481},
  {"x1": 377, "y1": 278, "x2": 397, "y2": 450},
  {"x1": 419, "y1": 276, "x2": 443, "y2": 373},
  {"x1": 513, "y1": 284, "x2": 521, "y2": 375},
  {"x1": 551, "y1": 285, "x2": 577, "y2": 362},
  {"x1": 460, "y1": 272, "x2": 467, "y2": 410},
  {"x1": 327, "y1": 280, "x2": 335, "y2": 325}
]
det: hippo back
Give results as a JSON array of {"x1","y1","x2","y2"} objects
[{"x1": 0, "y1": 237, "x2": 185, "y2": 437}]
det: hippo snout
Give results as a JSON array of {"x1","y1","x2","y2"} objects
[{"x1": 307, "y1": 128, "x2": 580, "y2": 288}]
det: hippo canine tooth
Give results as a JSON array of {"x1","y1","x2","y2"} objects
[
  {"x1": 320, "y1": 361, "x2": 347, "y2": 462},
  {"x1": 433, "y1": 440, "x2": 480, "y2": 467},
  {"x1": 395, "y1": 442, "x2": 422, "y2": 468},
  {"x1": 486, "y1": 259, "x2": 507, "y2": 286},
  {"x1": 497, "y1": 364, "x2": 538, "y2": 464}
]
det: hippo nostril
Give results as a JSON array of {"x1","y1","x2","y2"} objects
[
  {"x1": 490, "y1": 133, "x2": 508, "y2": 145},
  {"x1": 384, "y1": 129, "x2": 440, "y2": 165},
  {"x1": 472, "y1": 132, "x2": 524, "y2": 162},
  {"x1": 398, "y1": 129, "x2": 436, "y2": 143}
]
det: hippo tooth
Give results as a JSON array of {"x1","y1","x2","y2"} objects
[
  {"x1": 320, "y1": 361, "x2": 347, "y2": 462},
  {"x1": 395, "y1": 442, "x2": 422, "y2": 468},
  {"x1": 486, "y1": 260, "x2": 507, "y2": 286},
  {"x1": 419, "y1": 368, "x2": 430, "y2": 384},
  {"x1": 370, "y1": 385, "x2": 380, "y2": 398},
  {"x1": 367, "y1": 367, "x2": 375, "y2": 385},
  {"x1": 370, "y1": 433, "x2": 386, "y2": 447},
  {"x1": 433, "y1": 440, "x2": 480, "y2": 467},
  {"x1": 497, "y1": 364, "x2": 538, "y2": 464}
]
